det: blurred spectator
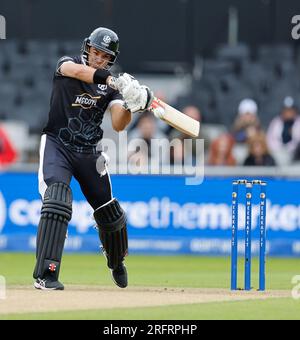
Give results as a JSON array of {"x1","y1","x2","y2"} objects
[
  {"x1": 127, "y1": 91, "x2": 168, "y2": 135},
  {"x1": 169, "y1": 105, "x2": 203, "y2": 166},
  {"x1": 128, "y1": 111, "x2": 168, "y2": 166},
  {"x1": 169, "y1": 105, "x2": 202, "y2": 138},
  {"x1": 207, "y1": 133, "x2": 236, "y2": 166},
  {"x1": 244, "y1": 132, "x2": 276, "y2": 166},
  {"x1": 266, "y1": 97, "x2": 300, "y2": 165},
  {"x1": 182, "y1": 105, "x2": 201, "y2": 122},
  {"x1": 232, "y1": 99, "x2": 261, "y2": 143},
  {"x1": 0, "y1": 125, "x2": 18, "y2": 167}
]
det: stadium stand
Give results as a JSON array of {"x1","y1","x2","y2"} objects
[{"x1": 0, "y1": 40, "x2": 300, "y2": 164}]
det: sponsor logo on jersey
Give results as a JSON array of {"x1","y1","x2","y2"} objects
[
  {"x1": 72, "y1": 93, "x2": 101, "y2": 109},
  {"x1": 98, "y1": 84, "x2": 107, "y2": 91},
  {"x1": 97, "y1": 84, "x2": 108, "y2": 95}
]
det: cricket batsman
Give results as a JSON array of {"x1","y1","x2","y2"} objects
[{"x1": 33, "y1": 27, "x2": 153, "y2": 290}]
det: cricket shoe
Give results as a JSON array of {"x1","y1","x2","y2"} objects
[
  {"x1": 100, "y1": 246, "x2": 128, "y2": 288},
  {"x1": 111, "y1": 263, "x2": 128, "y2": 289},
  {"x1": 34, "y1": 277, "x2": 64, "y2": 291}
]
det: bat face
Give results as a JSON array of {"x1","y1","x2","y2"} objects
[{"x1": 150, "y1": 98, "x2": 200, "y2": 138}]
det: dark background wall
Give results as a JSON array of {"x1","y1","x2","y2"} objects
[{"x1": 1, "y1": 0, "x2": 300, "y2": 71}]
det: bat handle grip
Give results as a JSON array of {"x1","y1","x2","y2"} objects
[{"x1": 150, "y1": 98, "x2": 166, "y2": 119}]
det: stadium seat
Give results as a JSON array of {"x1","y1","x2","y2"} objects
[{"x1": 216, "y1": 43, "x2": 250, "y2": 61}]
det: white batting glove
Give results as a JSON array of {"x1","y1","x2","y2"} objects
[
  {"x1": 113, "y1": 73, "x2": 134, "y2": 92},
  {"x1": 115, "y1": 73, "x2": 154, "y2": 113},
  {"x1": 124, "y1": 85, "x2": 153, "y2": 113}
]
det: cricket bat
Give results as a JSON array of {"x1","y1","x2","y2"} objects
[
  {"x1": 108, "y1": 75, "x2": 200, "y2": 137},
  {"x1": 149, "y1": 97, "x2": 200, "y2": 138}
]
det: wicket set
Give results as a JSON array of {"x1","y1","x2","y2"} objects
[{"x1": 231, "y1": 179, "x2": 267, "y2": 291}]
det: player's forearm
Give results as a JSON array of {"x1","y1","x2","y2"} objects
[
  {"x1": 111, "y1": 106, "x2": 132, "y2": 132},
  {"x1": 60, "y1": 62, "x2": 111, "y2": 84},
  {"x1": 113, "y1": 111, "x2": 132, "y2": 132}
]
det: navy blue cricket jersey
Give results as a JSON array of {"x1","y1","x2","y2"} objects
[{"x1": 43, "y1": 55, "x2": 123, "y2": 153}]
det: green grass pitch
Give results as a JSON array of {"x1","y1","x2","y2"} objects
[{"x1": 0, "y1": 253, "x2": 300, "y2": 320}]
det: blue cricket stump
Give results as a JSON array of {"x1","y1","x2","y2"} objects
[
  {"x1": 244, "y1": 182, "x2": 253, "y2": 291},
  {"x1": 231, "y1": 181, "x2": 239, "y2": 290},
  {"x1": 259, "y1": 182, "x2": 267, "y2": 291},
  {"x1": 231, "y1": 179, "x2": 267, "y2": 291}
]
